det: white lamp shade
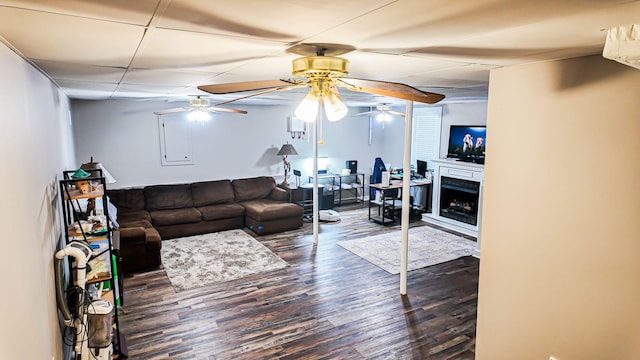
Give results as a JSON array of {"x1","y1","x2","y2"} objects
[
  {"x1": 376, "y1": 112, "x2": 392, "y2": 122},
  {"x1": 187, "y1": 109, "x2": 212, "y2": 122},
  {"x1": 295, "y1": 92, "x2": 320, "y2": 122},
  {"x1": 80, "y1": 160, "x2": 116, "y2": 184},
  {"x1": 324, "y1": 91, "x2": 348, "y2": 122}
]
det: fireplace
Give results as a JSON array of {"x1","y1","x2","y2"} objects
[
  {"x1": 439, "y1": 176, "x2": 480, "y2": 226},
  {"x1": 423, "y1": 159, "x2": 484, "y2": 239}
]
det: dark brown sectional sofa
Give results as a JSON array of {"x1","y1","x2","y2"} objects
[{"x1": 107, "y1": 176, "x2": 303, "y2": 273}]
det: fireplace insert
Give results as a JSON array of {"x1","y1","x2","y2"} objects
[{"x1": 439, "y1": 176, "x2": 480, "y2": 226}]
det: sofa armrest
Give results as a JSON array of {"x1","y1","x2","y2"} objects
[
  {"x1": 269, "y1": 186, "x2": 290, "y2": 202},
  {"x1": 118, "y1": 227, "x2": 147, "y2": 247},
  {"x1": 143, "y1": 228, "x2": 162, "y2": 251}
]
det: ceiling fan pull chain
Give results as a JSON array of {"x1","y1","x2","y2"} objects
[{"x1": 318, "y1": 98, "x2": 324, "y2": 144}]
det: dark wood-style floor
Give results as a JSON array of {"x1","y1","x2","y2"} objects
[{"x1": 119, "y1": 205, "x2": 479, "y2": 359}]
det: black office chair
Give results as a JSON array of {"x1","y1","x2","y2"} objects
[{"x1": 293, "y1": 169, "x2": 301, "y2": 188}]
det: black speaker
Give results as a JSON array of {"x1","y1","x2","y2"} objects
[{"x1": 346, "y1": 160, "x2": 357, "y2": 174}]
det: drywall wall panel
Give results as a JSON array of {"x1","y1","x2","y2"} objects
[{"x1": 476, "y1": 55, "x2": 640, "y2": 359}]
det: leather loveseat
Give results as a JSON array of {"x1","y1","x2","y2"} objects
[{"x1": 107, "y1": 176, "x2": 303, "y2": 273}]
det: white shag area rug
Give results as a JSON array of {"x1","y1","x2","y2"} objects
[
  {"x1": 337, "y1": 226, "x2": 476, "y2": 274},
  {"x1": 161, "y1": 229, "x2": 288, "y2": 292}
]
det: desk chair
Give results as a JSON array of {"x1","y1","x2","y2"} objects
[{"x1": 293, "y1": 169, "x2": 301, "y2": 188}]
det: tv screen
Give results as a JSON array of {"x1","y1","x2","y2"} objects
[{"x1": 447, "y1": 125, "x2": 486, "y2": 164}]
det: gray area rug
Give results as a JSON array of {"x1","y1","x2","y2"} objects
[
  {"x1": 337, "y1": 226, "x2": 476, "y2": 274},
  {"x1": 161, "y1": 229, "x2": 288, "y2": 292}
]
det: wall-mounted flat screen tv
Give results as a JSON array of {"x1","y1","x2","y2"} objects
[{"x1": 447, "y1": 125, "x2": 486, "y2": 164}]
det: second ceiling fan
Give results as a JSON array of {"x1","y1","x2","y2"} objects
[
  {"x1": 354, "y1": 104, "x2": 405, "y2": 122},
  {"x1": 153, "y1": 96, "x2": 247, "y2": 122},
  {"x1": 197, "y1": 43, "x2": 445, "y2": 122}
]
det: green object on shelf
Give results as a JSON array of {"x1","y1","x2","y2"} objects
[
  {"x1": 111, "y1": 254, "x2": 121, "y2": 306},
  {"x1": 102, "y1": 280, "x2": 112, "y2": 291},
  {"x1": 70, "y1": 168, "x2": 91, "y2": 179}
]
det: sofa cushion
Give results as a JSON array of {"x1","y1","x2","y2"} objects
[
  {"x1": 232, "y1": 176, "x2": 276, "y2": 202},
  {"x1": 190, "y1": 180, "x2": 234, "y2": 207},
  {"x1": 150, "y1": 208, "x2": 201, "y2": 226},
  {"x1": 144, "y1": 184, "x2": 193, "y2": 211},
  {"x1": 117, "y1": 209, "x2": 151, "y2": 224},
  {"x1": 107, "y1": 188, "x2": 145, "y2": 211},
  {"x1": 197, "y1": 203, "x2": 245, "y2": 221},
  {"x1": 242, "y1": 199, "x2": 303, "y2": 221}
]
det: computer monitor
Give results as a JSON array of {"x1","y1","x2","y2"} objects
[{"x1": 417, "y1": 160, "x2": 427, "y2": 177}]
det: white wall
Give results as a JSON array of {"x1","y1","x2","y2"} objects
[
  {"x1": 0, "y1": 42, "x2": 75, "y2": 359},
  {"x1": 439, "y1": 101, "x2": 488, "y2": 158},
  {"x1": 476, "y1": 55, "x2": 640, "y2": 359},
  {"x1": 368, "y1": 103, "x2": 420, "y2": 170},
  {"x1": 71, "y1": 100, "x2": 389, "y2": 188}
]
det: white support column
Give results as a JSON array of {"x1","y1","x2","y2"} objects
[
  {"x1": 313, "y1": 109, "x2": 319, "y2": 245},
  {"x1": 400, "y1": 101, "x2": 414, "y2": 295}
]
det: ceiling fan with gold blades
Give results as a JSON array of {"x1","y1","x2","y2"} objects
[
  {"x1": 197, "y1": 44, "x2": 445, "y2": 122},
  {"x1": 153, "y1": 96, "x2": 247, "y2": 122}
]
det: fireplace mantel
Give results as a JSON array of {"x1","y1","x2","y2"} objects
[{"x1": 424, "y1": 159, "x2": 484, "y2": 246}]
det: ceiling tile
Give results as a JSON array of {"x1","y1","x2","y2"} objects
[
  {"x1": 0, "y1": 0, "x2": 158, "y2": 24},
  {"x1": 0, "y1": 7, "x2": 145, "y2": 66},
  {"x1": 113, "y1": 83, "x2": 198, "y2": 98},
  {"x1": 56, "y1": 79, "x2": 118, "y2": 99},
  {"x1": 157, "y1": 0, "x2": 395, "y2": 41},
  {"x1": 341, "y1": 52, "x2": 468, "y2": 81},
  {"x1": 122, "y1": 68, "x2": 216, "y2": 87},
  {"x1": 33, "y1": 60, "x2": 125, "y2": 83},
  {"x1": 132, "y1": 28, "x2": 286, "y2": 69}
]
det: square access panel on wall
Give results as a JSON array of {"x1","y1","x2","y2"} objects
[{"x1": 158, "y1": 117, "x2": 193, "y2": 166}]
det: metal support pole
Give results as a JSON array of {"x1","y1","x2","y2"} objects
[
  {"x1": 313, "y1": 108, "x2": 319, "y2": 245},
  {"x1": 400, "y1": 101, "x2": 414, "y2": 295}
]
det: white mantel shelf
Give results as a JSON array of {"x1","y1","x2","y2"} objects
[
  {"x1": 430, "y1": 158, "x2": 485, "y2": 171},
  {"x1": 423, "y1": 159, "x2": 484, "y2": 257}
]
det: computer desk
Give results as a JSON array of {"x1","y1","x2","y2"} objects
[{"x1": 368, "y1": 179, "x2": 430, "y2": 225}]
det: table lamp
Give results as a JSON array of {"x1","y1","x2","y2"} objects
[
  {"x1": 80, "y1": 157, "x2": 116, "y2": 184},
  {"x1": 277, "y1": 143, "x2": 298, "y2": 187}
]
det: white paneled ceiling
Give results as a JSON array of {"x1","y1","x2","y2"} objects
[{"x1": 0, "y1": 0, "x2": 638, "y2": 105}]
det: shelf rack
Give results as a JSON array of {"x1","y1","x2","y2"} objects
[
  {"x1": 307, "y1": 172, "x2": 365, "y2": 207},
  {"x1": 59, "y1": 170, "x2": 126, "y2": 358}
]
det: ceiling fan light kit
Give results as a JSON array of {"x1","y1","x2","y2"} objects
[
  {"x1": 376, "y1": 112, "x2": 393, "y2": 122},
  {"x1": 186, "y1": 98, "x2": 212, "y2": 122},
  {"x1": 188, "y1": 98, "x2": 209, "y2": 107},
  {"x1": 187, "y1": 109, "x2": 212, "y2": 122},
  {"x1": 291, "y1": 56, "x2": 350, "y2": 78},
  {"x1": 292, "y1": 55, "x2": 351, "y2": 122}
]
